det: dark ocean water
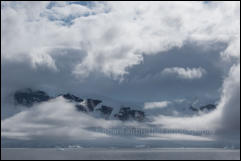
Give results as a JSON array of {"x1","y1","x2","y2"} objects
[{"x1": 1, "y1": 148, "x2": 240, "y2": 160}]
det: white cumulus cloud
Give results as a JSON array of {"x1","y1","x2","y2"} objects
[
  {"x1": 162, "y1": 67, "x2": 206, "y2": 79},
  {"x1": 144, "y1": 101, "x2": 170, "y2": 110},
  {"x1": 1, "y1": 1, "x2": 240, "y2": 80}
]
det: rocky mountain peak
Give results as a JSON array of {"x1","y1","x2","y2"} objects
[{"x1": 14, "y1": 89, "x2": 50, "y2": 107}]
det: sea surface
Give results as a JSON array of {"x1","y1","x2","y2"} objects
[{"x1": 1, "y1": 148, "x2": 240, "y2": 160}]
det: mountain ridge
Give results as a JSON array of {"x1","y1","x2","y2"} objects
[{"x1": 13, "y1": 88, "x2": 217, "y2": 122}]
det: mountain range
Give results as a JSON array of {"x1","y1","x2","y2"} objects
[{"x1": 13, "y1": 88, "x2": 216, "y2": 122}]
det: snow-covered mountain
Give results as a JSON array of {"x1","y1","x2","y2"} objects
[
  {"x1": 143, "y1": 99, "x2": 217, "y2": 118},
  {"x1": 2, "y1": 88, "x2": 232, "y2": 149},
  {"x1": 12, "y1": 88, "x2": 216, "y2": 122},
  {"x1": 13, "y1": 88, "x2": 146, "y2": 122}
]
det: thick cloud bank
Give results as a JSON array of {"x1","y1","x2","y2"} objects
[
  {"x1": 1, "y1": 97, "x2": 117, "y2": 140},
  {"x1": 219, "y1": 64, "x2": 240, "y2": 134},
  {"x1": 1, "y1": 1, "x2": 239, "y2": 79}
]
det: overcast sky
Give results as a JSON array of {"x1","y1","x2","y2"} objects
[{"x1": 1, "y1": 1, "x2": 240, "y2": 147}]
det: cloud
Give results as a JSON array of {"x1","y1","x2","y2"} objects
[
  {"x1": 0, "y1": 96, "x2": 217, "y2": 145},
  {"x1": 218, "y1": 64, "x2": 240, "y2": 134},
  {"x1": 161, "y1": 67, "x2": 206, "y2": 79},
  {"x1": 1, "y1": 1, "x2": 240, "y2": 146},
  {"x1": 144, "y1": 101, "x2": 170, "y2": 110},
  {"x1": 138, "y1": 133, "x2": 214, "y2": 141},
  {"x1": 221, "y1": 38, "x2": 240, "y2": 61},
  {"x1": 1, "y1": 1, "x2": 240, "y2": 80},
  {"x1": 1, "y1": 97, "x2": 118, "y2": 140},
  {"x1": 48, "y1": 3, "x2": 91, "y2": 20},
  {"x1": 151, "y1": 64, "x2": 240, "y2": 138}
]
